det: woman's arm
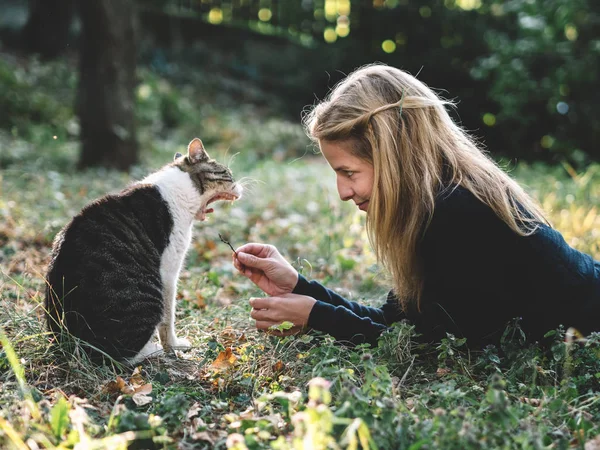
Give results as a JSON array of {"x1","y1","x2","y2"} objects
[
  {"x1": 294, "y1": 275, "x2": 405, "y2": 345},
  {"x1": 234, "y1": 243, "x2": 406, "y2": 345},
  {"x1": 294, "y1": 274, "x2": 402, "y2": 325}
]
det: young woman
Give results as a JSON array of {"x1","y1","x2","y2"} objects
[{"x1": 233, "y1": 64, "x2": 600, "y2": 348}]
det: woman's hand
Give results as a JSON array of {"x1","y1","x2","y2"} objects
[
  {"x1": 233, "y1": 243, "x2": 298, "y2": 296},
  {"x1": 249, "y1": 294, "x2": 317, "y2": 336}
]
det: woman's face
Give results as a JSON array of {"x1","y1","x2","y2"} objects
[{"x1": 319, "y1": 139, "x2": 374, "y2": 212}]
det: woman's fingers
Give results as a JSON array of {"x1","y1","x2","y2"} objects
[
  {"x1": 250, "y1": 307, "x2": 275, "y2": 322},
  {"x1": 249, "y1": 297, "x2": 271, "y2": 309},
  {"x1": 235, "y1": 243, "x2": 272, "y2": 258},
  {"x1": 236, "y1": 252, "x2": 267, "y2": 270}
]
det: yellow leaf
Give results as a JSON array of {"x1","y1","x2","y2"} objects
[
  {"x1": 210, "y1": 347, "x2": 237, "y2": 371},
  {"x1": 129, "y1": 366, "x2": 145, "y2": 388}
]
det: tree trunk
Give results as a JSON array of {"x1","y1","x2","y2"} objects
[
  {"x1": 22, "y1": 0, "x2": 75, "y2": 58},
  {"x1": 77, "y1": 0, "x2": 138, "y2": 170}
]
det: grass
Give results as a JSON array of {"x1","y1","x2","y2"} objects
[{"x1": 0, "y1": 53, "x2": 599, "y2": 449}]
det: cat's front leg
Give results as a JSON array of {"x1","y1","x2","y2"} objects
[{"x1": 159, "y1": 281, "x2": 191, "y2": 351}]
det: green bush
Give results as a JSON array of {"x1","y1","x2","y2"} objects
[{"x1": 472, "y1": 0, "x2": 600, "y2": 163}]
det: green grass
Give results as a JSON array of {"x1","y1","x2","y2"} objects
[{"x1": 0, "y1": 54, "x2": 599, "y2": 449}]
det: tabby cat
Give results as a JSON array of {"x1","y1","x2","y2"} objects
[{"x1": 45, "y1": 138, "x2": 242, "y2": 363}]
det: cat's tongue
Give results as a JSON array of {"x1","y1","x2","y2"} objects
[{"x1": 197, "y1": 208, "x2": 214, "y2": 221}]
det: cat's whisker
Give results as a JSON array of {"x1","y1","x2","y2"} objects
[
  {"x1": 236, "y1": 176, "x2": 263, "y2": 189},
  {"x1": 227, "y1": 151, "x2": 240, "y2": 168}
]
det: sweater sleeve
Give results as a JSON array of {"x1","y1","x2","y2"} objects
[{"x1": 292, "y1": 274, "x2": 405, "y2": 346}]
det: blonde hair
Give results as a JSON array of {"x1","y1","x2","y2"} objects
[{"x1": 303, "y1": 64, "x2": 548, "y2": 310}]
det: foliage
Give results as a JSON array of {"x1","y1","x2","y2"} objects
[
  {"x1": 472, "y1": 0, "x2": 600, "y2": 162},
  {"x1": 0, "y1": 55, "x2": 599, "y2": 449},
  {"x1": 132, "y1": 0, "x2": 600, "y2": 163}
]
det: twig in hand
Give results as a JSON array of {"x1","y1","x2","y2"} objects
[{"x1": 218, "y1": 233, "x2": 237, "y2": 257}]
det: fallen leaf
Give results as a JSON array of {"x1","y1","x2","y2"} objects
[
  {"x1": 273, "y1": 360, "x2": 285, "y2": 373},
  {"x1": 220, "y1": 327, "x2": 246, "y2": 347},
  {"x1": 585, "y1": 435, "x2": 600, "y2": 450},
  {"x1": 129, "y1": 366, "x2": 145, "y2": 388},
  {"x1": 103, "y1": 370, "x2": 152, "y2": 398},
  {"x1": 210, "y1": 348, "x2": 237, "y2": 372},
  {"x1": 195, "y1": 291, "x2": 207, "y2": 309},
  {"x1": 189, "y1": 429, "x2": 227, "y2": 445},
  {"x1": 518, "y1": 397, "x2": 542, "y2": 407},
  {"x1": 239, "y1": 407, "x2": 255, "y2": 420},
  {"x1": 187, "y1": 402, "x2": 202, "y2": 420},
  {"x1": 134, "y1": 383, "x2": 152, "y2": 395},
  {"x1": 436, "y1": 367, "x2": 451, "y2": 377},
  {"x1": 103, "y1": 377, "x2": 131, "y2": 395},
  {"x1": 131, "y1": 393, "x2": 153, "y2": 406}
]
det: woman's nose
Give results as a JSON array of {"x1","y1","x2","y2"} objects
[{"x1": 337, "y1": 178, "x2": 353, "y2": 201}]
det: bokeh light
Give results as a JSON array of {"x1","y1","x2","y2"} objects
[
  {"x1": 324, "y1": 0, "x2": 337, "y2": 21},
  {"x1": 540, "y1": 135, "x2": 555, "y2": 149},
  {"x1": 208, "y1": 8, "x2": 223, "y2": 24},
  {"x1": 483, "y1": 113, "x2": 496, "y2": 126},
  {"x1": 324, "y1": 27, "x2": 337, "y2": 43},
  {"x1": 336, "y1": 16, "x2": 350, "y2": 37},
  {"x1": 382, "y1": 39, "x2": 396, "y2": 53},
  {"x1": 556, "y1": 102, "x2": 569, "y2": 115},
  {"x1": 564, "y1": 24, "x2": 578, "y2": 41},
  {"x1": 258, "y1": 8, "x2": 272, "y2": 22},
  {"x1": 419, "y1": 6, "x2": 432, "y2": 18},
  {"x1": 456, "y1": 0, "x2": 482, "y2": 11},
  {"x1": 338, "y1": 0, "x2": 351, "y2": 15}
]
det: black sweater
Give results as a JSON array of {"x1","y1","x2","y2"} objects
[{"x1": 294, "y1": 186, "x2": 600, "y2": 347}]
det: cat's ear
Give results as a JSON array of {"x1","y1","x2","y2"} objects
[
  {"x1": 174, "y1": 152, "x2": 183, "y2": 161},
  {"x1": 187, "y1": 138, "x2": 208, "y2": 163}
]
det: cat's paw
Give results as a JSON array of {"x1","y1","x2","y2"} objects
[
  {"x1": 167, "y1": 337, "x2": 192, "y2": 351},
  {"x1": 129, "y1": 341, "x2": 164, "y2": 364}
]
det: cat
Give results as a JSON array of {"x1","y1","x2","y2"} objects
[{"x1": 45, "y1": 138, "x2": 242, "y2": 363}]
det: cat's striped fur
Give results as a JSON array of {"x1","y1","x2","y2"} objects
[{"x1": 45, "y1": 138, "x2": 242, "y2": 363}]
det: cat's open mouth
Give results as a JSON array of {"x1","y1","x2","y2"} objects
[{"x1": 196, "y1": 191, "x2": 240, "y2": 221}]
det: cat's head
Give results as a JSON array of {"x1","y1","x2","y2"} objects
[{"x1": 174, "y1": 138, "x2": 242, "y2": 221}]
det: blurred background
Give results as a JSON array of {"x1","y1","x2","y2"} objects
[{"x1": 0, "y1": 0, "x2": 598, "y2": 171}]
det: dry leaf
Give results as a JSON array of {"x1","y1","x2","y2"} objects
[
  {"x1": 518, "y1": 397, "x2": 542, "y2": 407},
  {"x1": 273, "y1": 360, "x2": 285, "y2": 373},
  {"x1": 195, "y1": 291, "x2": 207, "y2": 309},
  {"x1": 239, "y1": 407, "x2": 255, "y2": 420},
  {"x1": 103, "y1": 369, "x2": 152, "y2": 399},
  {"x1": 134, "y1": 383, "x2": 152, "y2": 395},
  {"x1": 103, "y1": 376, "x2": 131, "y2": 395},
  {"x1": 187, "y1": 402, "x2": 202, "y2": 420},
  {"x1": 129, "y1": 366, "x2": 145, "y2": 388},
  {"x1": 585, "y1": 435, "x2": 600, "y2": 450},
  {"x1": 131, "y1": 393, "x2": 153, "y2": 406},
  {"x1": 220, "y1": 327, "x2": 246, "y2": 347},
  {"x1": 189, "y1": 429, "x2": 227, "y2": 445},
  {"x1": 210, "y1": 347, "x2": 237, "y2": 371},
  {"x1": 436, "y1": 367, "x2": 451, "y2": 377}
]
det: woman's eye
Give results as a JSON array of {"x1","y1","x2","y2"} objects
[{"x1": 345, "y1": 171, "x2": 354, "y2": 177}]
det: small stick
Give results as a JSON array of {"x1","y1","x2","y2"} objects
[{"x1": 218, "y1": 233, "x2": 237, "y2": 257}]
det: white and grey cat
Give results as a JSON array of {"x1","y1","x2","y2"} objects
[{"x1": 45, "y1": 138, "x2": 242, "y2": 363}]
